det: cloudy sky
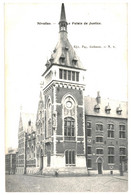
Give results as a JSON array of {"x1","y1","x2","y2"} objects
[{"x1": 5, "y1": 1, "x2": 127, "y2": 152}]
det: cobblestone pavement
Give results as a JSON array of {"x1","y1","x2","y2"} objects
[{"x1": 5, "y1": 174, "x2": 128, "y2": 192}]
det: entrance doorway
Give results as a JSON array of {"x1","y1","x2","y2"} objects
[
  {"x1": 47, "y1": 152, "x2": 51, "y2": 167},
  {"x1": 98, "y1": 162, "x2": 102, "y2": 174},
  {"x1": 97, "y1": 157, "x2": 103, "y2": 174}
]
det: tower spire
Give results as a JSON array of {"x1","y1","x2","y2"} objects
[
  {"x1": 60, "y1": 3, "x2": 66, "y2": 22},
  {"x1": 59, "y1": 3, "x2": 67, "y2": 33}
]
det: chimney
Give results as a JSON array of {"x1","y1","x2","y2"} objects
[{"x1": 96, "y1": 91, "x2": 101, "y2": 104}]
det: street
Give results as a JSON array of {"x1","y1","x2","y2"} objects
[{"x1": 5, "y1": 174, "x2": 128, "y2": 192}]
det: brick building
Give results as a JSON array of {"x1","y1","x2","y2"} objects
[
  {"x1": 16, "y1": 113, "x2": 36, "y2": 174},
  {"x1": 15, "y1": 3, "x2": 128, "y2": 176},
  {"x1": 85, "y1": 94, "x2": 128, "y2": 175},
  {"x1": 5, "y1": 148, "x2": 18, "y2": 174}
]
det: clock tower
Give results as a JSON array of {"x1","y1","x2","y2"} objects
[{"x1": 40, "y1": 3, "x2": 87, "y2": 175}]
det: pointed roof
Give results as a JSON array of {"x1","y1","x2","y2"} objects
[
  {"x1": 49, "y1": 39, "x2": 84, "y2": 69},
  {"x1": 18, "y1": 112, "x2": 36, "y2": 133},
  {"x1": 42, "y1": 3, "x2": 85, "y2": 74},
  {"x1": 60, "y1": 3, "x2": 67, "y2": 22}
]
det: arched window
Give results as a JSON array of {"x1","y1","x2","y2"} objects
[
  {"x1": 31, "y1": 146, "x2": 34, "y2": 159},
  {"x1": 64, "y1": 117, "x2": 75, "y2": 137},
  {"x1": 26, "y1": 147, "x2": 30, "y2": 160},
  {"x1": 46, "y1": 98, "x2": 52, "y2": 137},
  {"x1": 65, "y1": 150, "x2": 75, "y2": 166}
]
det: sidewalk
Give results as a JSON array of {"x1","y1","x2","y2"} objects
[{"x1": 113, "y1": 172, "x2": 128, "y2": 181}]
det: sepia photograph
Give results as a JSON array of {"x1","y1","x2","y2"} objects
[{"x1": 3, "y1": 0, "x2": 128, "y2": 192}]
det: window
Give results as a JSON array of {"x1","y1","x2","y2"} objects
[
  {"x1": 68, "y1": 71, "x2": 71, "y2": 80},
  {"x1": 96, "y1": 136, "x2": 103, "y2": 143},
  {"x1": 87, "y1": 159, "x2": 92, "y2": 168},
  {"x1": 72, "y1": 58, "x2": 77, "y2": 66},
  {"x1": 27, "y1": 148, "x2": 30, "y2": 160},
  {"x1": 64, "y1": 70, "x2": 67, "y2": 80},
  {"x1": 64, "y1": 117, "x2": 75, "y2": 137},
  {"x1": 108, "y1": 131, "x2": 114, "y2": 138},
  {"x1": 31, "y1": 146, "x2": 34, "y2": 159},
  {"x1": 120, "y1": 156, "x2": 125, "y2": 164},
  {"x1": 59, "y1": 69, "x2": 62, "y2": 79},
  {"x1": 87, "y1": 122, "x2": 91, "y2": 128},
  {"x1": 108, "y1": 147, "x2": 115, "y2": 164},
  {"x1": 96, "y1": 124, "x2": 103, "y2": 131},
  {"x1": 106, "y1": 109, "x2": 110, "y2": 114},
  {"x1": 76, "y1": 72, "x2": 79, "y2": 82},
  {"x1": 46, "y1": 99, "x2": 52, "y2": 138},
  {"x1": 59, "y1": 69, "x2": 79, "y2": 82},
  {"x1": 87, "y1": 146, "x2": 92, "y2": 154},
  {"x1": 65, "y1": 150, "x2": 75, "y2": 166},
  {"x1": 119, "y1": 125, "x2": 126, "y2": 138},
  {"x1": 61, "y1": 58, "x2": 65, "y2": 63},
  {"x1": 108, "y1": 156, "x2": 114, "y2": 164},
  {"x1": 120, "y1": 125, "x2": 125, "y2": 130},
  {"x1": 60, "y1": 24, "x2": 66, "y2": 31},
  {"x1": 117, "y1": 105, "x2": 122, "y2": 115},
  {"x1": 105, "y1": 104, "x2": 111, "y2": 114},
  {"x1": 87, "y1": 121, "x2": 92, "y2": 137},
  {"x1": 119, "y1": 147, "x2": 126, "y2": 155},
  {"x1": 72, "y1": 71, "x2": 75, "y2": 81},
  {"x1": 108, "y1": 124, "x2": 114, "y2": 130},
  {"x1": 94, "y1": 104, "x2": 100, "y2": 113},
  {"x1": 96, "y1": 149, "x2": 103, "y2": 154},
  {"x1": 119, "y1": 131, "x2": 126, "y2": 138},
  {"x1": 107, "y1": 124, "x2": 114, "y2": 138},
  {"x1": 108, "y1": 147, "x2": 114, "y2": 155}
]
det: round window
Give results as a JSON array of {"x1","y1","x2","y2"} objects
[{"x1": 66, "y1": 101, "x2": 72, "y2": 108}]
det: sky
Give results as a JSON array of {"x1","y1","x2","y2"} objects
[{"x1": 4, "y1": 1, "x2": 128, "y2": 152}]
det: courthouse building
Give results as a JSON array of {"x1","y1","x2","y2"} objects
[{"x1": 14, "y1": 3, "x2": 128, "y2": 175}]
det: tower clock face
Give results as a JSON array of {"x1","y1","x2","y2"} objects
[{"x1": 66, "y1": 101, "x2": 72, "y2": 108}]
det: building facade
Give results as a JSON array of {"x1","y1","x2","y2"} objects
[
  {"x1": 85, "y1": 94, "x2": 128, "y2": 175},
  {"x1": 13, "y1": 3, "x2": 128, "y2": 176},
  {"x1": 16, "y1": 113, "x2": 36, "y2": 174},
  {"x1": 5, "y1": 148, "x2": 18, "y2": 175}
]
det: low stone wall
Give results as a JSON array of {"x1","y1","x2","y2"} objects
[
  {"x1": 26, "y1": 167, "x2": 40, "y2": 175},
  {"x1": 88, "y1": 169, "x2": 120, "y2": 176},
  {"x1": 15, "y1": 167, "x2": 25, "y2": 175},
  {"x1": 42, "y1": 167, "x2": 88, "y2": 176}
]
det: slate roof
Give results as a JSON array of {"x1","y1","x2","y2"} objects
[
  {"x1": 43, "y1": 3, "x2": 85, "y2": 74},
  {"x1": 84, "y1": 96, "x2": 128, "y2": 119},
  {"x1": 50, "y1": 37, "x2": 84, "y2": 69}
]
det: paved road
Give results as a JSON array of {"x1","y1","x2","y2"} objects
[{"x1": 5, "y1": 174, "x2": 128, "y2": 192}]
